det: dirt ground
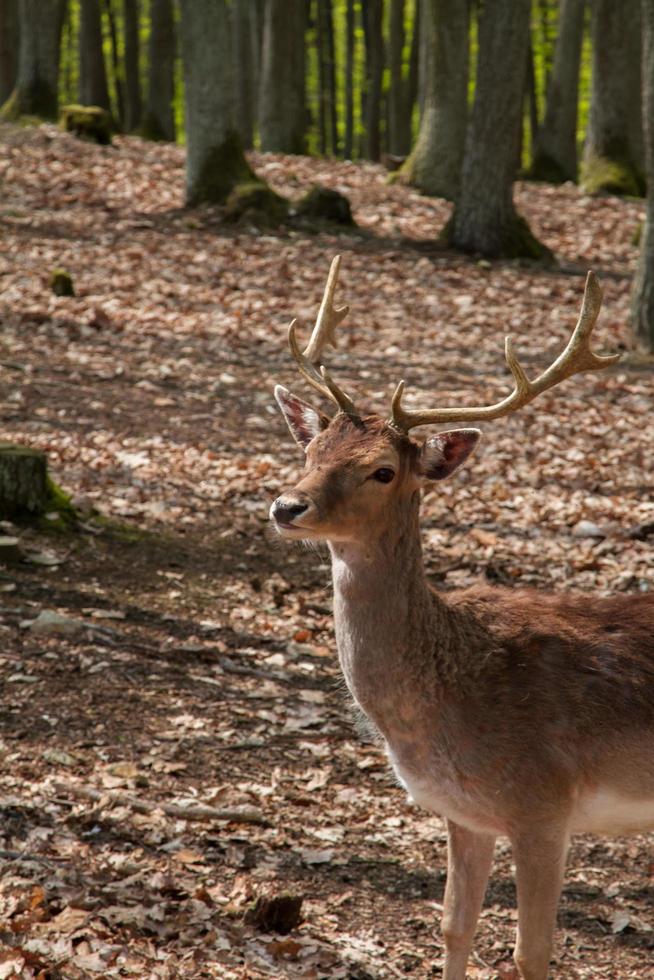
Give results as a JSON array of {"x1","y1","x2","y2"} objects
[{"x1": 0, "y1": 122, "x2": 652, "y2": 978}]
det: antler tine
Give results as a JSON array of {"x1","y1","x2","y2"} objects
[
  {"x1": 287, "y1": 255, "x2": 358, "y2": 417},
  {"x1": 389, "y1": 271, "x2": 621, "y2": 432},
  {"x1": 303, "y1": 254, "x2": 350, "y2": 363}
]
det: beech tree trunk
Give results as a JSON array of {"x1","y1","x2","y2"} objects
[
  {"x1": 400, "y1": 0, "x2": 469, "y2": 199},
  {"x1": 362, "y1": 0, "x2": 383, "y2": 161},
  {"x1": 179, "y1": 0, "x2": 255, "y2": 204},
  {"x1": 388, "y1": 0, "x2": 409, "y2": 156},
  {"x1": 79, "y1": 0, "x2": 111, "y2": 109},
  {"x1": 531, "y1": 0, "x2": 585, "y2": 183},
  {"x1": 583, "y1": 0, "x2": 644, "y2": 196},
  {"x1": 123, "y1": 0, "x2": 141, "y2": 131},
  {"x1": 1, "y1": 0, "x2": 65, "y2": 119},
  {"x1": 232, "y1": 0, "x2": 256, "y2": 149},
  {"x1": 259, "y1": 0, "x2": 306, "y2": 154},
  {"x1": 343, "y1": 0, "x2": 355, "y2": 158},
  {"x1": 0, "y1": 0, "x2": 18, "y2": 105},
  {"x1": 142, "y1": 0, "x2": 175, "y2": 140},
  {"x1": 449, "y1": 0, "x2": 548, "y2": 258},
  {"x1": 631, "y1": 0, "x2": 654, "y2": 351}
]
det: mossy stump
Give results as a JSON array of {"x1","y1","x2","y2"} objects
[
  {"x1": 224, "y1": 182, "x2": 289, "y2": 225},
  {"x1": 60, "y1": 104, "x2": 113, "y2": 145},
  {"x1": 51, "y1": 269, "x2": 75, "y2": 297},
  {"x1": 295, "y1": 185, "x2": 355, "y2": 225},
  {"x1": 0, "y1": 445, "x2": 75, "y2": 524}
]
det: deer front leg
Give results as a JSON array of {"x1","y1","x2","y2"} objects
[
  {"x1": 442, "y1": 820, "x2": 496, "y2": 980},
  {"x1": 511, "y1": 826, "x2": 570, "y2": 980}
]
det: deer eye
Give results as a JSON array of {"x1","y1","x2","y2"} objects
[{"x1": 372, "y1": 467, "x2": 395, "y2": 484}]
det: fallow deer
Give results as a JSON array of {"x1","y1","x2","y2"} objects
[{"x1": 269, "y1": 256, "x2": 654, "y2": 980}]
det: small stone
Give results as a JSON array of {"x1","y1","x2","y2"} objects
[
  {"x1": 20, "y1": 610, "x2": 87, "y2": 634},
  {"x1": 0, "y1": 536, "x2": 24, "y2": 564},
  {"x1": 571, "y1": 520, "x2": 605, "y2": 539}
]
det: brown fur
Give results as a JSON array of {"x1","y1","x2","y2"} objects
[{"x1": 271, "y1": 407, "x2": 654, "y2": 980}]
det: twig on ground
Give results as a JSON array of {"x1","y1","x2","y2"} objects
[{"x1": 53, "y1": 782, "x2": 270, "y2": 826}]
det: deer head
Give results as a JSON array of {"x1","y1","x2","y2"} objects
[{"x1": 270, "y1": 256, "x2": 619, "y2": 544}]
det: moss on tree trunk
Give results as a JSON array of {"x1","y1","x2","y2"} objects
[
  {"x1": 186, "y1": 130, "x2": 258, "y2": 207},
  {"x1": 0, "y1": 445, "x2": 75, "y2": 524}
]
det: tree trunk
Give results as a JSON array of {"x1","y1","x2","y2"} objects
[
  {"x1": 631, "y1": 0, "x2": 654, "y2": 351},
  {"x1": 0, "y1": 0, "x2": 18, "y2": 105},
  {"x1": 1, "y1": 0, "x2": 65, "y2": 120},
  {"x1": 123, "y1": 0, "x2": 141, "y2": 131},
  {"x1": 344, "y1": 0, "x2": 354, "y2": 158},
  {"x1": 104, "y1": 0, "x2": 125, "y2": 127},
  {"x1": 362, "y1": 0, "x2": 383, "y2": 160},
  {"x1": 321, "y1": 0, "x2": 338, "y2": 155},
  {"x1": 259, "y1": 0, "x2": 306, "y2": 154},
  {"x1": 388, "y1": 0, "x2": 406, "y2": 156},
  {"x1": 179, "y1": 0, "x2": 256, "y2": 204},
  {"x1": 530, "y1": 0, "x2": 585, "y2": 183},
  {"x1": 582, "y1": 0, "x2": 644, "y2": 196},
  {"x1": 449, "y1": 0, "x2": 549, "y2": 258},
  {"x1": 79, "y1": 0, "x2": 111, "y2": 110},
  {"x1": 400, "y1": 0, "x2": 469, "y2": 199},
  {"x1": 232, "y1": 0, "x2": 255, "y2": 149},
  {"x1": 0, "y1": 446, "x2": 49, "y2": 518},
  {"x1": 142, "y1": 0, "x2": 175, "y2": 140}
]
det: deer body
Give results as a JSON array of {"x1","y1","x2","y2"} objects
[{"x1": 270, "y1": 258, "x2": 654, "y2": 979}]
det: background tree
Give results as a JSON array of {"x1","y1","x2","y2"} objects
[
  {"x1": 142, "y1": 0, "x2": 175, "y2": 140},
  {"x1": 582, "y1": 0, "x2": 645, "y2": 196},
  {"x1": 259, "y1": 0, "x2": 307, "y2": 154},
  {"x1": 399, "y1": 0, "x2": 469, "y2": 199},
  {"x1": 1, "y1": 0, "x2": 66, "y2": 120},
  {"x1": 530, "y1": 0, "x2": 586, "y2": 183},
  {"x1": 179, "y1": 0, "x2": 256, "y2": 205},
  {"x1": 123, "y1": 0, "x2": 141, "y2": 132},
  {"x1": 79, "y1": 0, "x2": 111, "y2": 109},
  {"x1": 232, "y1": 0, "x2": 257, "y2": 150},
  {"x1": 448, "y1": 0, "x2": 548, "y2": 258},
  {"x1": 0, "y1": 0, "x2": 18, "y2": 106},
  {"x1": 632, "y1": 0, "x2": 654, "y2": 351},
  {"x1": 362, "y1": 0, "x2": 383, "y2": 160}
]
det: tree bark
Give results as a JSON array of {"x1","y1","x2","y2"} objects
[
  {"x1": 104, "y1": 0, "x2": 125, "y2": 126},
  {"x1": 232, "y1": 0, "x2": 255, "y2": 149},
  {"x1": 259, "y1": 0, "x2": 306, "y2": 154},
  {"x1": 123, "y1": 0, "x2": 141, "y2": 131},
  {"x1": 388, "y1": 0, "x2": 407, "y2": 156},
  {"x1": 0, "y1": 446, "x2": 49, "y2": 519},
  {"x1": 582, "y1": 0, "x2": 644, "y2": 195},
  {"x1": 343, "y1": 0, "x2": 355, "y2": 158},
  {"x1": 79, "y1": 0, "x2": 111, "y2": 110},
  {"x1": 179, "y1": 0, "x2": 256, "y2": 204},
  {"x1": 400, "y1": 0, "x2": 469, "y2": 198},
  {"x1": 530, "y1": 0, "x2": 585, "y2": 183},
  {"x1": 0, "y1": 0, "x2": 18, "y2": 105},
  {"x1": 631, "y1": 0, "x2": 654, "y2": 351},
  {"x1": 142, "y1": 0, "x2": 175, "y2": 140},
  {"x1": 1, "y1": 0, "x2": 65, "y2": 119},
  {"x1": 362, "y1": 0, "x2": 383, "y2": 160},
  {"x1": 449, "y1": 0, "x2": 549, "y2": 258}
]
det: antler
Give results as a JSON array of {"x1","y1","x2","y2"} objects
[
  {"x1": 287, "y1": 254, "x2": 358, "y2": 416},
  {"x1": 389, "y1": 271, "x2": 621, "y2": 432}
]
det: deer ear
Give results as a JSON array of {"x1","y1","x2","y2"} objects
[
  {"x1": 274, "y1": 385, "x2": 330, "y2": 451},
  {"x1": 420, "y1": 429, "x2": 481, "y2": 481}
]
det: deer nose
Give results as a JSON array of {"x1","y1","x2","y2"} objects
[{"x1": 271, "y1": 497, "x2": 309, "y2": 526}]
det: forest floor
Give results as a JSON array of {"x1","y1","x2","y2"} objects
[{"x1": 0, "y1": 121, "x2": 652, "y2": 979}]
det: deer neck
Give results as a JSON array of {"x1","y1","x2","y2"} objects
[{"x1": 328, "y1": 492, "x2": 449, "y2": 729}]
